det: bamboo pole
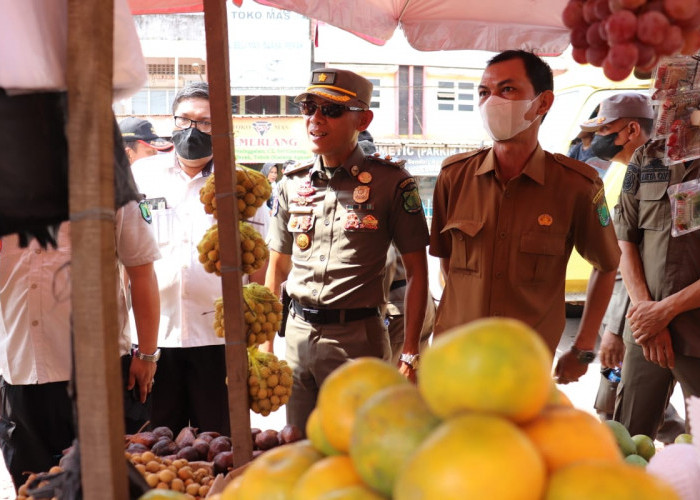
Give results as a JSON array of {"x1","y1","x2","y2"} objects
[
  {"x1": 67, "y1": 0, "x2": 129, "y2": 497},
  {"x1": 203, "y1": 0, "x2": 254, "y2": 466}
]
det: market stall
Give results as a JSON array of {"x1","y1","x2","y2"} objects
[{"x1": 25, "y1": 0, "x2": 699, "y2": 497}]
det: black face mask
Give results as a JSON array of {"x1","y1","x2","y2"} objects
[
  {"x1": 172, "y1": 127, "x2": 212, "y2": 160},
  {"x1": 589, "y1": 132, "x2": 623, "y2": 161}
]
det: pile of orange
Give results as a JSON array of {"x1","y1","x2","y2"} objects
[{"x1": 219, "y1": 317, "x2": 680, "y2": 500}]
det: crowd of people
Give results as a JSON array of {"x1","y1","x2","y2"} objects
[{"x1": 1, "y1": 45, "x2": 698, "y2": 493}]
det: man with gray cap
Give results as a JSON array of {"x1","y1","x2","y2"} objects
[
  {"x1": 608, "y1": 111, "x2": 700, "y2": 440},
  {"x1": 582, "y1": 93, "x2": 684, "y2": 439},
  {"x1": 265, "y1": 68, "x2": 430, "y2": 432}
]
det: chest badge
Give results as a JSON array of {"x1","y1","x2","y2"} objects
[
  {"x1": 296, "y1": 233, "x2": 310, "y2": 250},
  {"x1": 537, "y1": 214, "x2": 553, "y2": 226},
  {"x1": 297, "y1": 180, "x2": 316, "y2": 197},
  {"x1": 353, "y1": 185, "x2": 370, "y2": 203},
  {"x1": 358, "y1": 171, "x2": 372, "y2": 184}
]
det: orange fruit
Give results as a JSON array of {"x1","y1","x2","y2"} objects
[
  {"x1": 306, "y1": 407, "x2": 342, "y2": 456},
  {"x1": 394, "y1": 413, "x2": 546, "y2": 500},
  {"x1": 291, "y1": 455, "x2": 363, "y2": 500},
  {"x1": 545, "y1": 460, "x2": 680, "y2": 500},
  {"x1": 547, "y1": 383, "x2": 574, "y2": 408},
  {"x1": 418, "y1": 317, "x2": 553, "y2": 422},
  {"x1": 317, "y1": 357, "x2": 408, "y2": 453},
  {"x1": 349, "y1": 384, "x2": 441, "y2": 497},
  {"x1": 316, "y1": 485, "x2": 386, "y2": 500},
  {"x1": 236, "y1": 440, "x2": 323, "y2": 500},
  {"x1": 520, "y1": 406, "x2": 622, "y2": 474}
]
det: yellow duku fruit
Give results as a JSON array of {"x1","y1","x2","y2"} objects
[
  {"x1": 394, "y1": 413, "x2": 546, "y2": 500},
  {"x1": 247, "y1": 347, "x2": 293, "y2": 416},
  {"x1": 306, "y1": 408, "x2": 342, "y2": 457},
  {"x1": 291, "y1": 455, "x2": 363, "y2": 500},
  {"x1": 419, "y1": 317, "x2": 553, "y2": 422},
  {"x1": 544, "y1": 461, "x2": 680, "y2": 500},
  {"x1": 520, "y1": 406, "x2": 622, "y2": 474},
  {"x1": 349, "y1": 384, "x2": 441, "y2": 497},
  {"x1": 317, "y1": 357, "x2": 408, "y2": 453},
  {"x1": 236, "y1": 440, "x2": 323, "y2": 500}
]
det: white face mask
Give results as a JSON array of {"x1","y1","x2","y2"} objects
[{"x1": 479, "y1": 95, "x2": 541, "y2": 142}]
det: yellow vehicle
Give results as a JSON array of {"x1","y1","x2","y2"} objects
[{"x1": 540, "y1": 65, "x2": 651, "y2": 304}]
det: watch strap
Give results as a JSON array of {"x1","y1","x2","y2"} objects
[{"x1": 133, "y1": 347, "x2": 161, "y2": 363}]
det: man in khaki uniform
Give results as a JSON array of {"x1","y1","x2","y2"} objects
[
  {"x1": 613, "y1": 139, "x2": 700, "y2": 439},
  {"x1": 429, "y1": 50, "x2": 620, "y2": 384},
  {"x1": 266, "y1": 68, "x2": 430, "y2": 431}
]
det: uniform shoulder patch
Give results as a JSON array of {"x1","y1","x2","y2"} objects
[
  {"x1": 138, "y1": 200, "x2": 152, "y2": 224},
  {"x1": 366, "y1": 153, "x2": 406, "y2": 168},
  {"x1": 283, "y1": 161, "x2": 313, "y2": 176},
  {"x1": 552, "y1": 153, "x2": 598, "y2": 182},
  {"x1": 441, "y1": 148, "x2": 485, "y2": 169}
]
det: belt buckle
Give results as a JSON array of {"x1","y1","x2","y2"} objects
[{"x1": 303, "y1": 307, "x2": 323, "y2": 323}]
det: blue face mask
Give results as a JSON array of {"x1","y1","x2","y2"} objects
[
  {"x1": 172, "y1": 127, "x2": 212, "y2": 160},
  {"x1": 589, "y1": 132, "x2": 623, "y2": 161}
]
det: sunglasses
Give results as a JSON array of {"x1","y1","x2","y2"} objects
[{"x1": 298, "y1": 101, "x2": 366, "y2": 118}]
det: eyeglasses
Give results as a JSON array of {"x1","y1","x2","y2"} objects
[
  {"x1": 174, "y1": 116, "x2": 212, "y2": 134},
  {"x1": 297, "y1": 101, "x2": 366, "y2": 118}
]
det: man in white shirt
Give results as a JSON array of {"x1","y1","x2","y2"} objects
[
  {"x1": 0, "y1": 201, "x2": 160, "y2": 490},
  {"x1": 131, "y1": 82, "x2": 268, "y2": 436}
]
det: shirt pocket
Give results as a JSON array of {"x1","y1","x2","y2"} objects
[
  {"x1": 289, "y1": 213, "x2": 316, "y2": 262},
  {"x1": 517, "y1": 231, "x2": 566, "y2": 284},
  {"x1": 636, "y1": 182, "x2": 668, "y2": 231},
  {"x1": 441, "y1": 220, "x2": 484, "y2": 276},
  {"x1": 151, "y1": 208, "x2": 176, "y2": 247},
  {"x1": 338, "y1": 211, "x2": 381, "y2": 264}
]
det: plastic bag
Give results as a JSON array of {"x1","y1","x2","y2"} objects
[{"x1": 668, "y1": 178, "x2": 700, "y2": 237}]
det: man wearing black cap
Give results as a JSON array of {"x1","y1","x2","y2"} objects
[
  {"x1": 119, "y1": 117, "x2": 173, "y2": 164},
  {"x1": 265, "y1": 68, "x2": 430, "y2": 432}
]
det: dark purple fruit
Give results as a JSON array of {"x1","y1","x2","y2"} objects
[
  {"x1": 207, "y1": 436, "x2": 232, "y2": 461},
  {"x1": 255, "y1": 429, "x2": 280, "y2": 451},
  {"x1": 212, "y1": 451, "x2": 233, "y2": 475}
]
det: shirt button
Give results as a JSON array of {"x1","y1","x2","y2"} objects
[
  {"x1": 505, "y1": 191, "x2": 512, "y2": 198},
  {"x1": 311, "y1": 289, "x2": 318, "y2": 296},
  {"x1": 499, "y1": 232, "x2": 506, "y2": 239},
  {"x1": 30, "y1": 284, "x2": 38, "y2": 289},
  {"x1": 31, "y1": 320, "x2": 39, "y2": 326},
  {"x1": 324, "y1": 219, "x2": 330, "y2": 226},
  {"x1": 495, "y1": 271, "x2": 502, "y2": 279},
  {"x1": 320, "y1": 255, "x2": 326, "y2": 261},
  {"x1": 34, "y1": 249, "x2": 41, "y2": 254}
]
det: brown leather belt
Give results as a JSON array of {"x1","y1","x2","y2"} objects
[{"x1": 291, "y1": 300, "x2": 379, "y2": 324}]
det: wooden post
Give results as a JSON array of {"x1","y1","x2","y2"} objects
[
  {"x1": 67, "y1": 0, "x2": 129, "y2": 497},
  {"x1": 203, "y1": 0, "x2": 254, "y2": 466}
]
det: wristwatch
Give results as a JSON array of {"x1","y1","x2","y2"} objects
[
  {"x1": 571, "y1": 346, "x2": 596, "y2": 364},
  {"x1": 133, "y1": 347, "x2": 161, "y2": 363},
  {"x1": 399, "y1": 353, "x2": 420, "y2": 370}
]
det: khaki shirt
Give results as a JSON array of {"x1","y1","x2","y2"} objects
[
  {"x1": 614, "y1": 141, "x2": 700, "y2": 357},
  {"x1": 429, "y1": 145, "x2": 620, "y2": 352},
  {"x1": 268, "y1": 145, "x2": 429, "y2": 308}
]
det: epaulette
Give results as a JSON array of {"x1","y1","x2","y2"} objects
[
  {"x1": 283, "y1": 160, "x2": 313, "y2": 176},
  {"x1": 441, "y1": 148, "x2": 486, "y2": 169},
  {"x1": 552, "y1": 153, "x2": 598, "y2": 182},
  {"x1": 366, "y1": 153, "x2": 406, "y2": 168}
]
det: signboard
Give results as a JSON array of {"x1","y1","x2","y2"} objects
[
  {"x1": 228, "y1": 3, "x2": 310, "y2": 95},
  {"x1": 376, "y1": 143, "x2": 482, "y2": 176},
  {"x1": 233, "y1": 116, "x2": 310, "y2": 163}
]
